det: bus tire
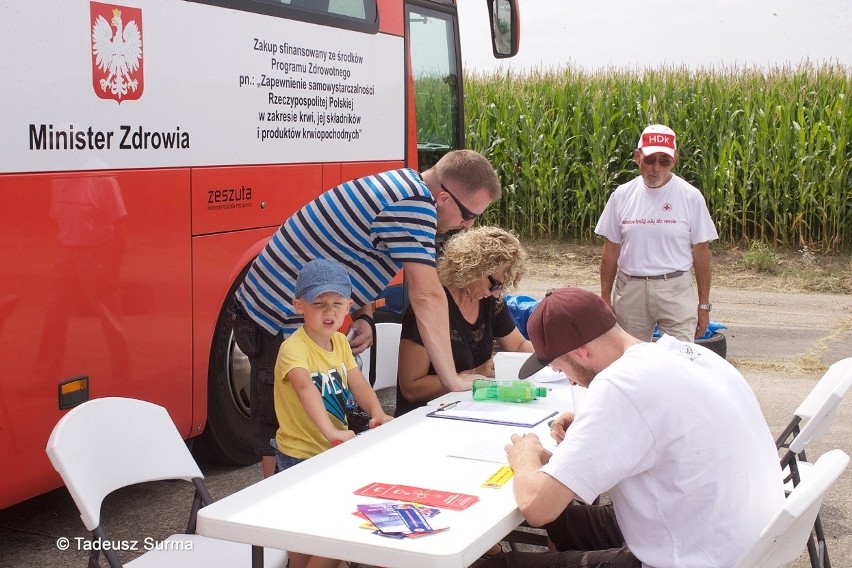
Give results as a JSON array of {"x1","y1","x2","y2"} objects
[
  {"x1": 193, "y1": 290, "x2": 258, "y2": 466},
  {"x1": 696, "y1": 331, "x2": 727, "y2": 359}
]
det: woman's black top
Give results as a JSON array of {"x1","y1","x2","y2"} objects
[{"x1": 394, "y1": 287, "x2": 515, "y2": 416}]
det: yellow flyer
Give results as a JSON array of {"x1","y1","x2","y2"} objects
[{"x1": 482, "y1": 465, "x2": 514, "y2": 488}]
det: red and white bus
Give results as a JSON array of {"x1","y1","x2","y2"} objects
[{"x1": 0, "y1": 0, "x2": 518, "y2": 508}]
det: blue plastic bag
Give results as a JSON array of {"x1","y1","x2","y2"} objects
[
  {"x1": 653, "y1": 320, "x2": 727, "y2": 340},
  {"x1": 505, "y1": 294, "x2": 541, "y2": 339}
]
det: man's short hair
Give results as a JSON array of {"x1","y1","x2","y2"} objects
[{"x1": 433, "y1": 149, "x2": 501, "y2": 201}]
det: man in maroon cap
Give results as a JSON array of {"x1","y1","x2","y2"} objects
[{"x1": 480, "y1": 288, "x2": 783, "y2": 568}]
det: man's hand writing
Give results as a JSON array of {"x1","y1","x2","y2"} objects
[
  {"x1": 505, "y1": 432, "x2": 552, "y2": 469},
  {"x1": 549, "y1": 411, "x2": 575, "y2": 445}
]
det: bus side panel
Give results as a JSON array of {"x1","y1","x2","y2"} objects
[
  {"x1": 0, "y1": 2, "x2": 405, "y2": 175},
  {"x1": 0, "y1": 169, "x2": 192, "y2": 508},
  {"x1": 340, "y1": 160, "x2": 405, "y2": 181},
  {"x1": 377, "y1": 0, "x2": 404, "y2": 36},
  {"x1": 190, "y1": 227, "x2": 281, "y2": 435},
  {"x1": 322, "y1": 163, "x2": 342, "y2": 190},
  {"x1": 191, "y1": 164, "x2": 324, "y2": 236},
  {"x1": 189, "y1": 164, "x2": 324, "y2": 433}
]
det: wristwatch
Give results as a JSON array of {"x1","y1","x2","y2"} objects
[{"x1": 698, "y1": 303, "x2": 712, "y2": 311}]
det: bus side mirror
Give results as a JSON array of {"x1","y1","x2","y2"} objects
[{"x1": 487, "y1": 0, "x2": 519, "y2": 58}]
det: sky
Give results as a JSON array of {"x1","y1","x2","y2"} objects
[{"x1": 457, "y1": 0, "x2": 852, "y2": 74}]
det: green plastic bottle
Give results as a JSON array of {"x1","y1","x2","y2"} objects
[{"x1": 472, "y1": 379, "x2": 548, "y2": 402}]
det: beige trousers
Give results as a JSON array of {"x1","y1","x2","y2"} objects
[{"x1": 612, "y1": 270, "x2": 696, "y2": 342}]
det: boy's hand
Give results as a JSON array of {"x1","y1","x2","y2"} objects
[
  {"x1": 368, "y1": 413, "x2": 393, "y2": 429},
  {"x1": 328, "y1": 429, "x2": 357, "y2": 446}
]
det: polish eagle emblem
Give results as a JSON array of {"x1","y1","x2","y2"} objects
[{"x1": 91, "y1": 4, "x2": 143, "y2": 102}]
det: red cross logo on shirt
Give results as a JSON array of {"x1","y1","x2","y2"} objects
[{"x1": 663, "y1": 203, "x2": 672, "y2": 212}]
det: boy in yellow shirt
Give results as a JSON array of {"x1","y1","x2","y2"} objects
[
  {"x1": 273, "y1": 258, "x2": 393, "y2": 568},
  {"x1": 274, "y1": 258, "x2": 393, "y2": 465}
]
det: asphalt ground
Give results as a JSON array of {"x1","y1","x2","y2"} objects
[{"x1": 1, "y1": 289, "x2": 850, "y2": 568}]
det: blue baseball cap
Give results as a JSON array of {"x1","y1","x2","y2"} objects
[{"x1": 294, "y1": 259, "x2": 352, "y2": 301}]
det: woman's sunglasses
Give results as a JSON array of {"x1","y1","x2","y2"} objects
[{"x1": 487, "y1": 275, "x2": 504, "y2": 292}]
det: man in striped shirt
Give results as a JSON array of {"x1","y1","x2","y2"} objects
[{"x1": 232, "y1": 149, "x2": 502, "y2": 476}]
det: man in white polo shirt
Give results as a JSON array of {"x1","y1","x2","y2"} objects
[
  {"x1": 477, "y1": 288, "x2": 784, "y2": 568},
  {"x1": 595, "y1": 124, "x2": 718, "y2": 342}
]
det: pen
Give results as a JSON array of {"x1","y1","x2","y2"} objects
[{"x1": 437, "y1": 400, "x2": 461, "y2": 412}]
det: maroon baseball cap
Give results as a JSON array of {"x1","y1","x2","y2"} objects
[{"x1": 518, "y1": 288, "x2": 618, "y2": 379}]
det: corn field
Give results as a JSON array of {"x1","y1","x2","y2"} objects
[{"x1": 459, "y1": 64, "x2": 852, "y2": 252}]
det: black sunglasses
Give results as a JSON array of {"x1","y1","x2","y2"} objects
[
  {"x1": 440, "y1": 183, "x2": 478, "y2": 221},
  {"x1": 487, "y1": 275, "x2": 504, "y2": 292},
  {"x1": 641, "y1": 154, "x2": 673, "y2": 167}
]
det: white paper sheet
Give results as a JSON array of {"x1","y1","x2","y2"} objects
[{"x1": 528, "y1": 368, "x2": 568, "y2": 383}]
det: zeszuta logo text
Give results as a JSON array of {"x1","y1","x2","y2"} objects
[
  {"x1": 207, "y1": 186, "x2": 252, "y2": 211},
  {"x1": 91, "y1": 2, "x2": 144, "y2": 103}
]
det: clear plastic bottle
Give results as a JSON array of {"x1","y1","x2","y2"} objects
[{"x1": 472, "y1": 379, "x2": 548, "y2": 402}]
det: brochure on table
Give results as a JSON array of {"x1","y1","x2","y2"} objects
[{"x1": 354, "y1": 482, "x2": 480, "y2": 511}]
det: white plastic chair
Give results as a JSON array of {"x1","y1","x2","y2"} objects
[
  {"x1": 774, "y1": 358, "x2": 852, "y2": 567},
  {"x1": 776, "y1": 358, "x2": 852, "y2": 466},
  {"x1": 373, "y1": 322, "x2": 402, "y2": 390},
  {"x1": 45, "y1": 397, "x2": 287, "y2": 568},
  {"x1": 736, "y1": 449, "x2": 849, "y2": 568},
  {"x1": 360, "y1": 322, "x2": 401, "y2": 391}
]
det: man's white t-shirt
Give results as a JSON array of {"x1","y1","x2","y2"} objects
[
  {"x1": 541, "y1": 337, "x2": 784, "y2": 567},
  {"x1": 594, "y1": 174, "x2": 718, "y2": 276}
]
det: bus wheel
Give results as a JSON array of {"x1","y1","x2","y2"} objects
[{"x1": 193, "y1": 293, "x2": 258, "y2": 466}]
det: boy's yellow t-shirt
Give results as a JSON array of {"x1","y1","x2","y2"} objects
[{"x1": 273, "y1": 326, "x2": 358, "y2": 459}]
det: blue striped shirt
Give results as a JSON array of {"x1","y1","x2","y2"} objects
[{"x1": 236, "y1": 168, "x2": 436, "y2": 335}]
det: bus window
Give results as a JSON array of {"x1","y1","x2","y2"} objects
[
  {"x1": 408, "y1": 3, "x2": 462, "y2": 170},
  {"x1": 274, "y1": 0, "x2": 369, "y2": 20},
  {"x1": 190, "y1": 0, "x2": 379, "y2": 32}
]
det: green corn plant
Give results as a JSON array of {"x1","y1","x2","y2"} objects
[{"x1": 463, "y1": 63, "x2": 851, "y2": 252}]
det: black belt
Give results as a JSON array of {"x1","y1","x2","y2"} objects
[{"x1": 622, "y1": 270, "x2": 685, "y2": 281}]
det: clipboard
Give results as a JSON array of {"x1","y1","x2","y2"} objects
[{"x1": 427, "y1": 401, "x2": 557, "y2": 428}]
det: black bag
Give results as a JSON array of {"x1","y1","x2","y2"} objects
[{"x1": 346, "y1": 407, "x2": 371, "y2": 434}]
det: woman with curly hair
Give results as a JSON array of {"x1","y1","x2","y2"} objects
[{"x1": 395, "y1": 226, "x2": 533, "y2": 416}]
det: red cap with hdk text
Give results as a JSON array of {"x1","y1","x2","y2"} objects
[{"x1": 637, "y1": 124, "x2": 677, "y2": 158}]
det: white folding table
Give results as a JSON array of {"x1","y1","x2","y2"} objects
[{"x1": 196, "y1": 404, "x2": 566, "y2": 568}]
